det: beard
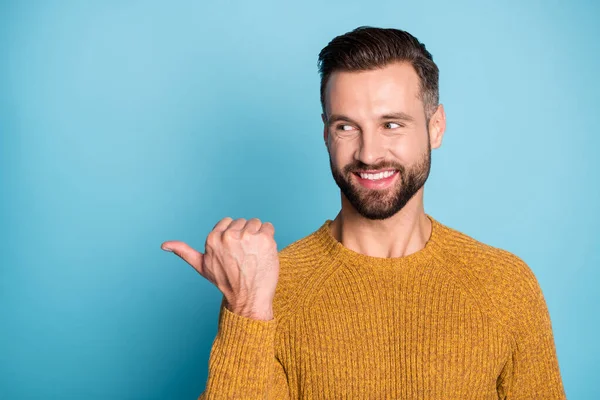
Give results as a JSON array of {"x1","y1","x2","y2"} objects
[{"x1": 328, "y1": 141, "x2": 431, "y2": 220}]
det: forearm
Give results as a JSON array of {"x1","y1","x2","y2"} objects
[{"x1": 198, "y1": 304, "x2": 281, "y2": 399}]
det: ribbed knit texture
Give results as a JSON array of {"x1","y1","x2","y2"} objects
[{"x1": 199, "y1": 215, "x2": 566, "y2": 399}]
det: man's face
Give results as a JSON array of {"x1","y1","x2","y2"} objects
[{"x1": 323, "y1": 62, "x2": 437, "y2": 220}]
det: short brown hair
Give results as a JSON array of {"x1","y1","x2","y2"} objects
[{"x1": 318, "y1": 26, "x2": 439, "y2": 121}]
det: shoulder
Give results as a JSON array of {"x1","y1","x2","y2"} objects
[
  {"x1": 432, "y1": 219, "x2": 547, "y2": 334},
  {"x1": 433, "y1": 219, "x2": 538, "y2": 287}
]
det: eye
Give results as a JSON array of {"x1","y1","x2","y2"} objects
[
  {"x1": 336, "y1": 124, "x2": 355, "y2": 131},
  {"x1": 384, "y1": 122, "x2": 403, "y2": 129}
]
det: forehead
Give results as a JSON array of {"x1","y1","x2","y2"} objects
[{"x1": 325, "y1": 62, "x2": 423, "y2": 118}]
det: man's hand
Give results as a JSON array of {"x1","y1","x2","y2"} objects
[{"x1": 161, "y1": 218, "x2": 279, "y2": 321}]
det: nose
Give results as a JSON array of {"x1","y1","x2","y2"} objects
[{"x1": 355, "y1": 129, "x2": 386, "y2": 166}]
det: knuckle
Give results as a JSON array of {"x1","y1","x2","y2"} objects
[
  {"x1": 206, "y1": 231, "x2": 219, "y2": 248},
  {"x1": 259, "y1": 234, "x2": 275, "y2": 248},
  {"x1": 222, "y1": 229, "x2": 238, "y2": 242},
  {"x1": 261, "y1": 223, "x2": 275, "y2": 235},
  {"x1": 212, "y1": 216, "x2": 233, "y2": 231},
  {"x1": 241, "y1": 229, "x2": 254, "y2": 242}
]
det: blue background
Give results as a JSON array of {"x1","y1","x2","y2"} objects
[{"x1": 1, "y1": 1, "x2": 598, "y2": 399}]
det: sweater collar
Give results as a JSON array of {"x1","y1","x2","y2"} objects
[{"x1": 312, "y1": 214, "x2": 441, "y2": 267}]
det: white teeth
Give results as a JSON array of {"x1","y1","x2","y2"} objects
[{"x1": 359, "y1": 170, "x2": 395, "y2": 180}]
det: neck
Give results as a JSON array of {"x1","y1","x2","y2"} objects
[{"x1": 329, "y1": 189, "x2": 432, "y2": 258}]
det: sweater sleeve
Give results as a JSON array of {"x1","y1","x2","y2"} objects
[
  {"x1": 496, "y1": 260, "x2": 566, "y2": 399},
  {"x1": 198, "y1": 300, "x2": 291, "y2": 400}
]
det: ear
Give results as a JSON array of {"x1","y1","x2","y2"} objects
[
  {"x1": 322, "y1": 113, "x2": 329, "y2": 145},
  {"x1": 428, "y1": 104, "x2": 446, "y2": 149}
]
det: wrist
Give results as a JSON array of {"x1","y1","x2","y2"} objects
[{"x1": 224, "y1": 299, "x2": 273, "y2": 321}]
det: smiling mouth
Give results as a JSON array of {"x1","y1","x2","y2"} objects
[{"x1": 353, "y1": 169, "x2": 398, "y2": 181}]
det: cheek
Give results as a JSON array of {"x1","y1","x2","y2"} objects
[
  {"x1": 329, "y1": 141, "x2": 356, "y2": 167},
  {"x1": 388, "y1": 133, "x2": 428, "y2": 164}
]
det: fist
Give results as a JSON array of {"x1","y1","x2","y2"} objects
[{"x1": 161, "y1": 217, "x2": 279, "y2": 321}]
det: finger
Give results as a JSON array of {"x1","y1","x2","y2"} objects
[
  {"x1": 212, "y1": 217, "x2": 234, "y2": 232},
  {"x1": 258, "y1": 221, "x2": 275, "y2": 236},
  {"x1": 161, "y1": 240, "x2": 205, "y2": 276},
  {"x1": 243, "y1": 218, "x2": 262, "y2": 234},
  {"x1": 227, "y1": 218, "x2": 247, "y2": 231}
]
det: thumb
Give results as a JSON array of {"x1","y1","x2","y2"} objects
[{"x1": 161, "y1": 240, "x2": 205, "y2": 276}]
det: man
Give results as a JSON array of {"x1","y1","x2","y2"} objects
[{"x1": 161, "y1": 27, "x2": 565, "y2": 399}]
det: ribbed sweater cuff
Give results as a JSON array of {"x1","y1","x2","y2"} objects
[
  {"x1": 203, "y1": 306, "x2": 278, "y2": 398},
  {"x1": 217, "y1": 305, "x2": 277, "y2": 348}
]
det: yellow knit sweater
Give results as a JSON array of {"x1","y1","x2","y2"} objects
[{"x1": 199, "y1": 216, "x2": 566, "y2": 399}]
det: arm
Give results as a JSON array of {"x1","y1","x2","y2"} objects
[
  {"x1": 198, "y1": 302, "x2": 291, "y2": 399},
  {"x1": 161, "y1": 217, "x2": 289, "y2": 399},
  {"x1": 496, "y1": 262, "x2": 566, "y2": 399}
]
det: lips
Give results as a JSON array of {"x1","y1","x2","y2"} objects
[
  {"x1": 353, "y1": 169, "x2": 399, "y2": 189},
  {"x1": 354, "y1": 169, "x2": 398, "y2": 181}
]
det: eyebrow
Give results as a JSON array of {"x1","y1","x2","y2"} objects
[{"x1": 327, "y1": 111, "x2": 415, "y2": 125}]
